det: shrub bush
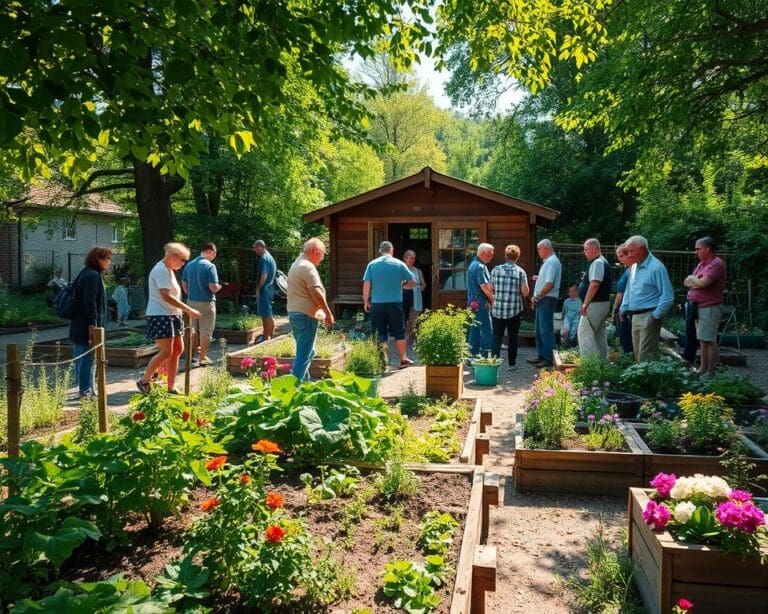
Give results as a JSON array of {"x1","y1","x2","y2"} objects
[{"x1": 414, "y1": 307, "x2": 471, "y2": 366}]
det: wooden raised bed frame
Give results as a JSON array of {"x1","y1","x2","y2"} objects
[
  {"x1": 226, "y1": 337, "x2": 348, "y2": 377},
  {"x1": 425, "y1": 364, "x2": 464, "y2": 399},
  {"x1": 213, "y1": 326, "x2": 262, "y2": 345},
  {"x1": 31, "y1": 330, "x2": 158, "y2": 368},
  {"x1": 514, "y1": 422, "x2": 646, "y2": 496},
  {"x1": 629, "y1": 487, "x2": 768, "y2": 614},
  {"x1": 459, "y1": 398, "x2": 494, "y2": 465},
  {"x1": 552, "y1": 350, "x2": 577, "y2": 373}
]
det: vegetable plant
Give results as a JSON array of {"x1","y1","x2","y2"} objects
[
  {"x1": 300, "y1": 465, "x2": 361, "y2": 503},
  {"x1": 692, "y1": 370, "x2": 765, "y2": 405},
  {"x1": 417, "y1": 511, "x2": 460, "y2": 555},
  {"x1": 619, "y1": 358, "x2": 692, "y2": 398},
  {"x1": 414, "y1": 307, "x2": 471, "y2": 366},
  {"x1": 381, "y1": 556, "x2": 449, "y2": 613}
]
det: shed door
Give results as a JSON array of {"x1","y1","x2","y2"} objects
[
  {"x1": 433, "y1": 222, "x2": 485, "y2": 309},
  {"x1": 368, "y1": 222, "x2": 388, "y2": 260}
]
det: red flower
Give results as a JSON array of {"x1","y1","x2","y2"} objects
[
  {"x1": 265, "y1": 492, "x2": 284, "y2": 510},
  {"x1": 240, "y1": 474, "x2": 251, "y2": 484},
  {"x1": 182, "y1": 410, "x2": 190, "y2": 422},
  {"x1": 201, "y1": 497, "x2": 220, "y2": 512},
  {"x1": 265, "y1": 524, "x2": 286, "y2": 543},
  {"x1": 196, "y1": 417, "x2": 209, "y2": 427},
  {"x1": 252, "y1": 439, "x2": 282, "y2": 454},
  {"x1": 262, "y1": 355, "x2": 277, "y2": 368},
  {"x1": 132, "y1": 411, "x2": 146, "y2": 421},
  {"x1": 205, "y1": 455, "x2": 228, "y2": 471},
  {"x1": 677, "y1": 598, "x2": 694, "y2": 611}
]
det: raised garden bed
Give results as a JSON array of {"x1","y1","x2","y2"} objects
[
  {"x1": 513, "y1": 422, "x2": 646, "y2": 496},
  {"x1": 425, "y1": 365, "x2": 464, "y2": 400},
  {"x1": 518, "y1": 329, "x2": 536, "y2": 347},
  {"x1": 212, "y1": 314, "x2": 263, "y2": 345},
  {"x1": 226, "y1": 334, "x2": 348, "y2": 377},
  {"x1": 628, "y1": 487, "x2": 768, "y2": 614},
  {"x1": 719, "y1": 331, "x2": 766, "y2": 349},
  {"x1": 31, "y1": 329, "x2": 158, "y2": 368},
  {"x1": 627, "y1": 422, "x2": 768, "y2": 488},
  {"x1": 58, "y1": 465, "x2": 498, "y2": 613},
  {"x1": 552, "y1": 350, "x2": 577, "y2": 372}
]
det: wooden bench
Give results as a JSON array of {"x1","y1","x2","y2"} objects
[{"x1": 331, "y1": 294, "x2": 363, "y2": 317}]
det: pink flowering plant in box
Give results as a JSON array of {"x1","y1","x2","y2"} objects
[
  {"x1": 643, "y1": 472, "x2": 768, "y2": 561},
  {"x1": 240, "y1": 355, "x2": 290, "y2": 381}
]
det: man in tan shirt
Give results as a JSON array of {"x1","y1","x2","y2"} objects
[{"x1": 287, "y1": 237, "x2": 334, "y2": 380}]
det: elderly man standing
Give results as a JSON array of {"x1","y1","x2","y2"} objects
[
  {"x1": 252, "y1": 239, "x2": 277, "y2": 341},
  {"x1": 363, "y1": 241, "x2": 416, "y2": 369},
  {"x1": 286, "y1": 238, "x2": 334, "y2": 380},
  {"x1": 683, "y1": 236, "x2": 726, "y2": 376},
  {"x1": 577, "y1": 238, "x2": 612, "y2": 358},
  {"x1": 620, "y1": 235, "x2": 674, "y2": 362},
  {"x1": 181, "y1": 242, "x2": 222, "y2": 366},
  {"x1": 527, "y1": 239, "x2": 562, "y2": 368},
  {"x1": 467, "y1": 243, "x2": 495, "y2": 357}
]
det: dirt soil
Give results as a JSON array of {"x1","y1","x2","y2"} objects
[{"x1": 60, "y1": 471, "x2": 472, "y2": 613}]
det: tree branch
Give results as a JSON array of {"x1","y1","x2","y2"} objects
[
  {"x1": 72, "y1": 168, "x2": 133, "y2": 198},
  {"x1": 78, "y1": 182, "x2": 136, "y2": 195}
]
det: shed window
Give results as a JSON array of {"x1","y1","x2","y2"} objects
[
  {"x1": 409, "y1": 228, "x2": 428, "y2": 240},
  {"x1": 63, "y1": 218, "x2": 77, "y2": 240}
]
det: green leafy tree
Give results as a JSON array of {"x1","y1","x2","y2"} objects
[
  {"x1": 0, "y1": 0, "x2": 432, "y2": 267},
  {"x1": 317, "y1": 137, "x2": 385, "y2": 203}
]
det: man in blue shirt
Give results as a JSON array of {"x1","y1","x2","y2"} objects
[
  {"x1": 467, "y1": 243, "x2": 495, "y2": 356},
  {"x1": 181, "y1": 242, "x2": 222, "y2": 366},
  {"x1": 362, "y1": 241, "x2": 416, "y2": 368},
  {"x1": 528, "y1": 239, "x2": 562, "y2": 367},
  {"x1": 253, "y1": 239, "x2": 277, "y2": 341},
  {"x1": 620, "y1": 235, "x2": 674, "y2": 362}
]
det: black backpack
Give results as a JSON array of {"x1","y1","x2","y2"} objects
[
  {"x1": 51, "y1": 271, "x2": 82, "y2": 319},
  {"x1": 273, "y1": 270, "x2": 288, "y2": 300}
]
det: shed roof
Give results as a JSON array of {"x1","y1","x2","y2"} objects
[
  {"x1": 23, "y1": 182, "x2": 131, "y2": 218},
  {"x1": 304, "y1": 166, "x2": 559, "y2": 225}
]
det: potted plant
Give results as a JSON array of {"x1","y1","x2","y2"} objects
[
  {"x1": 472, "y1": 355, "x2": 502, "y2": 386},
  {"x1": 630, "y1": 473, "x2": 768, "y2": 612},
  {"x1": 414, "y1": 307, "x2": 471, "y2": 399},
  {"x1": 344, "y1": 338, "x2": 386, "y2": 396}
]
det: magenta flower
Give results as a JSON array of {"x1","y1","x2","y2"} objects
[
  {"x1": 643, "y1": 500, "x2": 671, "y2": 530},
  {"x1": 650, "y1": 472, "x2": 677, "y2": 498},
  {"x1": 469, "y1": 299, "x2": 480, "y2": 311},
  {"x1": 267, "y1": 368, "x2": 277, "y2": 378},
  {"x1": 241, "y1": 356, "x2": 256, "y2": 370},
  {"x1": 262, "y1": 355, "x2": 277, "y2": 368},
  {"x1": 729, "y1": 489, "x2": 753, "y2": 503},
  {"x1": 716, "y1": 501, "x2": 766, "y2": 533},
  {"x1": 677, "y1": 598, "x2": 694, "y2": 611}
]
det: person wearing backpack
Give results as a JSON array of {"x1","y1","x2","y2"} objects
[{"x1": 70, "y1": 247, "x2": 112, "y2": 399}]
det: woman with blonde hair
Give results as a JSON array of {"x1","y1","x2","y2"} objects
[{"x1": 137, "y1": 242, "x2": 201, "y2": 394}]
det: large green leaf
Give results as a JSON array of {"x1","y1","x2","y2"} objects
[
  {"x1": 24, "y1": 517, "x2": 100, "y2": 568},
  {"x1": 298, "y1": 405, "x2": 350, "y2": 448}
]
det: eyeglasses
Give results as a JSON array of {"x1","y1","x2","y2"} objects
[{"x1": 694, "y1": 247, "x2": 704, "y2": 251}]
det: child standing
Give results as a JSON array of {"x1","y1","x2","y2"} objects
[
  {"x1": 561, "y1": 284, "x2": 582, "y2": 346},
  {"x1": 112, "y1": 277, "x2": 130, "y2": 326}
]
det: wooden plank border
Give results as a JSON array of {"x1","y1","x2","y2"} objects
[{"x1": 460, "y1": 397, "x2": 493, "y2": 465}]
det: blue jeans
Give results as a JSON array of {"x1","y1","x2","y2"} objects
[
  {"x1": 289, "y1": 312, "x2": 318, "y2": 381},
  {"x1": 535, "y1": 297, "x2": 557, "y2": 365},
  {"x1": 72, "y1": 342, "x2": 94, "y2": 395},
  {"x1": 469, "y1": 306, "x2": 493, "y2": 356}
]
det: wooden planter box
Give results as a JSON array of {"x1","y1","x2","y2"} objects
[
  {"x1": 626, "y1": 423, "x2": 768, "y2": 489},
  {"x1": 213, "y1": 326, "x2": 262, "y2": 345},
  {"x1": 552, "y1": 350, "x2": 577, "y2": 372},
  {"x1": 226, "y1": 342, "x2": 348, "y2": 377},
  {"x1": 425, "y1": 364, "x2": 464, "y2": 399},
  {"x1": 629, "y1": 488, "x2": 768, "y2": 613},
  {"x1": 31, "y1": 330, "x2": 158, "y2": 368},
  {"x1": 459, "y1": 398, "x2": 494, "y2": 465},
  {"x1": 719, "y1": 332, "x2": 766, "y2": 349},
  {"x1": 518, "y1": 329, "x2": 536, "y2": 347},
  {"x1": 514, "y1": 422, "x2": 646, "y2": 496}
]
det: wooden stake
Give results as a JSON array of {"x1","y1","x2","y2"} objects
[
  {"x1": 94, "y1": 327, "x2": 108, "y2": 433},
  {"x1": 184, "y1": 312, "x2": 192, "y2": 396},
  {"x1": 6, "y1": 344, "x2": 21, "y2": 457}
]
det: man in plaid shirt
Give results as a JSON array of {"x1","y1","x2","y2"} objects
[{"x1": 491, "y1": 244, "x2": 530, "y2": 370}]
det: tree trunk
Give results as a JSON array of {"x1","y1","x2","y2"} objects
[{"x1": 132, "y1": 160, "x2": 184, "y2": 274}]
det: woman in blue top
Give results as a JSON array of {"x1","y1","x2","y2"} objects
[
  {"x1": 70, "y1": 246, "x2": 112, "y2": 399},
  {"x1": 613, "y1": 244, "x2": 633, "y2": 354}
]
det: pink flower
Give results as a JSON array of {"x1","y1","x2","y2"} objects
[
  {"x1": 241, "y1": 357, "x2": 256, "y2": 370},
  {"x1": 281, "y1": 363, "x2": 291, "y2": 371},
  {"x1": 728, "y1": 489, "x2": 753, "y2": 503},
  {"x1": 469, "y1": 299, "x2": 479, "y2": 311},
  {"x1": 643, "y1": 500, "x2": 671, "y2": 530},
  {"x1": 262, "y1": 355, "x2": 277, "y2": 368},
  {"x1": 650, "y1": 472, "x2": 677, "y2": 498},
  {"x1": 716, "y1": 501, "x2": 766, "y2": 533},
  {"x1": 267, "y1": 368, "x2": 277, "y2": 378},
  {"x1": 677, "y1": 598, "x2": 694, "y2": 611}
]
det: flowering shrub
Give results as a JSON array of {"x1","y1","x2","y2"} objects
[
  {"x1": 642, "y1": 472, "x2": 768, "y2": 560},
  {"x1": 240, "y1": 354, "x2": 290, "y2": 380},
  {"x1": 577, "y1": 382, "x2": 616, "y2": 422},
  {"x1": 582, "y1": 413, "x2": 625, "y2": 451},
  {"x1": 678, "y1": 392, "x2": 736, "y2": 454},
  {"x1": 522, "y1": 371, "x2": 578, "y2": 449}
]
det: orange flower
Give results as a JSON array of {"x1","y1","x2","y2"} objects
[
  {"x1": 240, "y1": 474, "x2": 252, "y2": 484},
  {"x1": 201, "y1": 497, "x2": 220, "y2": 512},
  {"x1": 196, "y1": 417, "x2": 209, "y2": 427},
  {"x1": 132, "y1": 411, "x2": 146, "y2": 421},
  {"x1": 265, "y1": 524, "x2": 286, "y2": 543},
  {"x1": 205, "y1": 456, "x2": 228, "y2": 471},
  {"x1": 182, "y1": 410, "x2": 191, "y2": 422},
  {"x1": 265, "y1": 492, "x2": 284, "y2": 510},
  {"x1": 251, "y1": 440, "x2": 282, "y2": 454}
]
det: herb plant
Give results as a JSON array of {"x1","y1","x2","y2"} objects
[
  {"x1": 344, "y1": 338, "x2": 386, "y2": 377},
  {"x1": 414, "y1": 307, "x2": 471, "y2": 366},
  {"x1": 571, "y1": 354, "x2": 622, "y2": 389},
  {"x1": 582, "y1": 414, "x2": 626, "y2": 451},
  {"x1": 375, "y1": 457, "x2": 420, "y2": 501},
  {"x1": 300, "y1": 465, "x2": 361, "y2": 503},
  {"x1": 619, "y1": 358, "x2": 693, "y2": 398},
  {"x1": 522, "y1": 371, "x2": 578, "y2": 449},
  {"x1": 417, "y1": 511, "x2": 460, "y2": 555}
]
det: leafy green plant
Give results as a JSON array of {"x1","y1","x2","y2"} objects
[
  {"x1": 375, "y1": 457, "x2": 420, "y2": 501},
  {"x1": 105, "y1": 332, "x2": 153, "y2": 348},
  {"x1": 417, "y1": 511, "x2": 460, "y2": 555},
  {"x1": 242, "y1": 330, "x2": 344, "y2": 359},
  {"x1": 403, "y1": 399, "x2": 469, "y2": 463},
  {"x1": 153, "y1": 556, "x2": 211, "y2": 608},
  {"x1": 619, "y1": 358, "x2": 692, "y2": 398},
  {"x1": 373, "y1": 504, "x2": 405, "y2": 552},
  {"x1": 570, "y1": 353, "x2": 622, "y2": 389},
  {"x1": 678, "y1": 392, "x2": 736, "y2": 454},
  {"x1": 381, "y1": 556, "x2": 449, "y2": 613},
  {"x1": 345, "y1": 338, "x2": 386, "y2": 377},
  {"x1": 216, "y1": 312, "x2": 262, "y2": 330},
  {"x1": 399, "y1": 385, "x2": 431, "y2": 417},
  {"x1": 472, "y1": 354, "x2": 501, "y2": 366},
  {"x1": 414, "y1": 307, "x2": 471, "y2": 366},
  {"x1": 692, "y1": 370, "x2": 765, "y2": 404},
  {"x1": 582, "y1": 414, "x2": 626, "y2": 451},
  {"x1": 645, "y1": 416, "x2": 682, "y2": 453},
  {"x1": 0, "y1": 288, "x2": 61, "y2": 327},
  {"x1": 300, "y1": 465, "x2": 361, "y2": 503},
  {"x1": 522, "y1": 371, "x2": 578, "y2": 449}
]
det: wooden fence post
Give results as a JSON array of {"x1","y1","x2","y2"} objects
[
  {"x1": 6, "y1": 344, "x2": 21, "y2": 457},
  {"x1": 94, "y1": 327, "x2": 108, "y2": 433},
  {"x1": 184, "y1": 312, "x2": 192, "y2": 396}
]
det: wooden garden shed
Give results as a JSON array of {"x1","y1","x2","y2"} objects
[{"x1": 304, "y1": 167, "x2": 559, "y2": 316}]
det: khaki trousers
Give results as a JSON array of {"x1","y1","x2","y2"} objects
[
  {"x1": 631, "y1": 311, "x2": 662, "y2": 363},
  {"x1": 577, "y1": 301, "x2": 611, "y2": 358}
]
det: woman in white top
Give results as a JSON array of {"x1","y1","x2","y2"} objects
[
  {"x1": 402, "y1": 250, "x2": 427, "y2": 340},
  {"x1": 137, "y1": 242, "x2": 201, "y2": 394}
]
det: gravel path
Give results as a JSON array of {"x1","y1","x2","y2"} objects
[{"x1": 4, "y1": 324, "x2": 768, "y2": 612}]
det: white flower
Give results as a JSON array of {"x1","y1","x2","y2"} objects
[
  {"x1": 669, "y1": 474, "x2": 731, "y2": 502},
  {"x1": 673, "y1": 501, "x2": 697, "y2": 523}
]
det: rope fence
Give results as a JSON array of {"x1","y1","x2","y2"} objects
[{"x1": 20, "y1": 342, "x2": 104, "y2": 367}]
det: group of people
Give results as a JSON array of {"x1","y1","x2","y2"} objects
[{"x1": 466, "y1": 234, "x2": 725, "y2": 374}]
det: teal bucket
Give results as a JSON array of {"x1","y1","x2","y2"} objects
[{"x1": 474, "y1": 363, "x2": 499, "y2": 386}]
